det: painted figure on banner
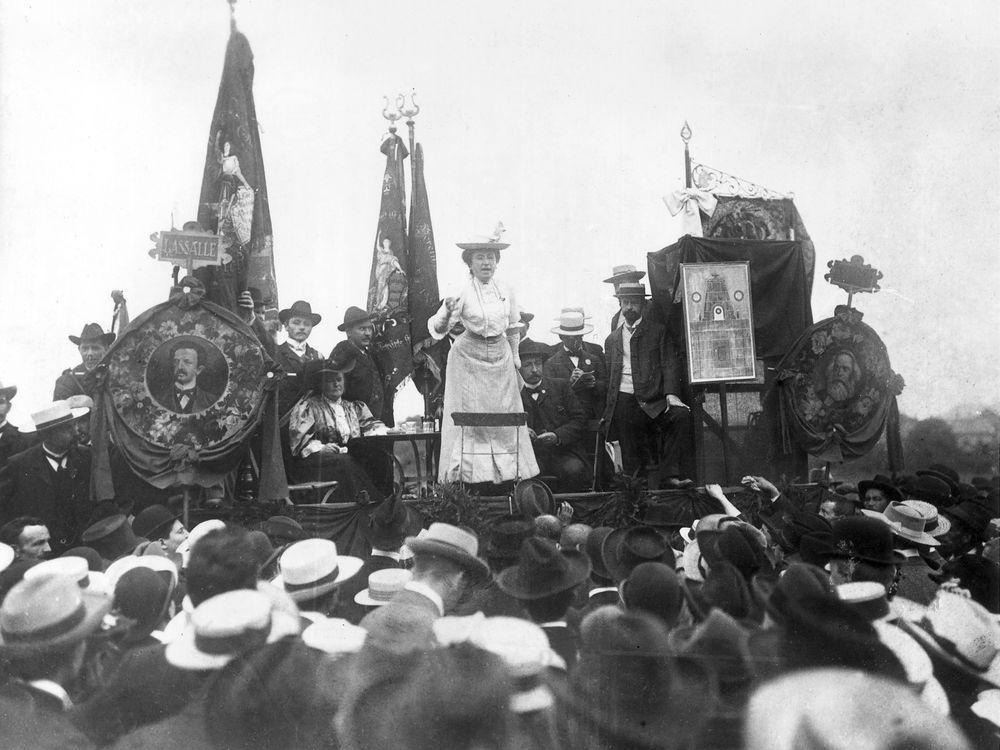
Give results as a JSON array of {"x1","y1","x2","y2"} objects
[
  {"x1": 372, "y1": 235, "x2": 407, "y2": 315},
  {"x1": 147, "y1": 338, "x2": 227, "y2": 415},
  {"x1": 215, "y1": 130, "x2": 255, "y2": 246}
]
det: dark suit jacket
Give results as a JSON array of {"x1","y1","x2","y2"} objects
[
  {"x1": 0, "y1": 422, "x2": 28, "y2": 468},
  {"x1": 0, "y1": 443, "x2": 92, "y2": 551},
  {"x1": 54, "y1": 365, "x2": 93, "y2": 401},
  {"x1": 520, "y1": 377, "x2": 587, "y2": 455},
  {"x1": 71, "y1": 643, "x2": 210, "y2": 747},
  {"x1": 106, "y1": 684, "x2": 212, "y2": 750},
  {"x1": 329, "y1": 340, "x2": 385, "y2": 421},
  {"x1": 359, "y1": 587, "x2": 440, "y2": 653},
  {"x1": 567, "y1": 587, "x2": 621, "y2": 629},
  {"x1": 603, "y1": 318, "x2": 682, "y2": 427},
  {"x1": 452, "y1": 580, "x2": 527, "y2": 619},
  {"x1": 164, "y1": 386, "x2": 217, "y2": 414},
  {"x1": 275, "y1": 341, "x2": 322, "y2": 417},
  {"x1": 0, "y1": 681, "x2": 95, "y2": 750},
  {"x1": 543, "y1": 345, "x2": 608, "y2": 420},
  {"x1": 337, "y1": 553, "x2": 405, "y2": 625},
  {"x1": 541, "y1": 623, "x2": 580, "y2": 670}
]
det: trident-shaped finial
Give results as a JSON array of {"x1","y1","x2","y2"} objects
[
  {"x1": 400, "y1": 90, "x2": 420, "y2": 120},
  {"x1": 680, "y1": 121, "x2": 692, "y2": 144}
]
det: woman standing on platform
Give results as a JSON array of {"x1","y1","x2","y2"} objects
[{"x1": 428, "y1": 231, "x2": 539, "y2": 485}]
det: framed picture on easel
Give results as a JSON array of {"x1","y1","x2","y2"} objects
[{"x1": 680, "y1": 262, "x2": 757, "y2": 384}]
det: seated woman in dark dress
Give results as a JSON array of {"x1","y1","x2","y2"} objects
[{"x1": 287, "y1": 358, "x2": 387, "y2": 502}]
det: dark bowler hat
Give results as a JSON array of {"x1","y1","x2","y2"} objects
[
  {"x1": 259, "y1": 515, "x2": 305, "y2": 546},
  {"x1": 518, "y1": 339, "x2": 553, "y2": 361},
  {"x1": 278, "y1": 300, "x2": 322, "y2": 326},
  {"x1": 496, "y1": 537, "x2": 590, "y2": 600},
  {"x1": 81, "y1": 514, "x2": 139, "y2": 562},
  {"x1": 828, "y1": 516, "x2": 902, "y2": 565},
  {"x1": 943, "y1": 499, "x2": 993, "y2": 537},
  {"x1": 858, "y1": 474, "x2": 904, "y2": 504},
  {"x1": 752, "y1": 562, "x2": 836, "y2": 628},
  {"x1": 613, "y1": 282, "x2": 651, "y2": 299},
  {"x1": 602, "y1": 525, "x2": 675, "y2": 583},
  {"x1": 915, "y1": 464, "x2": 960, "y2": 494},
  {"x1": 132, "y1": 505, "x2": 181, "y2": 542},
  {"x1": 368, "y1": 494, "x2": 421, "y2": 550},
  {"x1": 69, "y1": 322, "x2": 115, "y2": 347},
  {"x1": 905, "y1": 475, "x2": 952, "y2": 507},
  {"x1": 485, "y1": 514, "x2": 535, "y2": 562},
  {"x1": 0, "y1": 380, "x2": 16, "y2": 401},
  {"x1": 303, "y1": 357, "x2": 356, "y2": 393},
  {"x1": 585, "y1": 527, "x2": 615, "y2": 581},
  {"x1": 337, "y1": 306, "x2": 373, "y2": 331}
]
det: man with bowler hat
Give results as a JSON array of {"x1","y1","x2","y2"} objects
[
  {"x1": 275, "y1": 300, "x2": 324, "y2": 417},
  {"x1": 0, "y1": 380, "x2": 27, "y2": 468},
  {"x1": 603, "y1": 282, "x2": 692, "y2": 488},
  {"x1": 330, "y1": 306, "x2": 386, "y2": 421},
  {"x1": 54, "y1": 323, "x2": 116, "y2": 400},
  {"x1": 0, "y1": 401, "x2": 92, "y2": 554}
]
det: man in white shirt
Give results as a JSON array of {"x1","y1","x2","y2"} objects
[{"x1": 275, "y1": 299, "x2": 324, "y2": 416}]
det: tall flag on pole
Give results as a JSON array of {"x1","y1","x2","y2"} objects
[
  {"x1": 195, "y1": 21, "x2": 278, "y2": 315},
  {"x1": 407, "y1": 143, "x2": 442, "y2": 402},
  {"x1": 367, "y1": 132, "x2": 410, "y2": 426}
]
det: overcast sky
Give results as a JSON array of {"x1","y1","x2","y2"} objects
[{"x1": 1, "y1": 0, "x2": 997, "y2": 427}]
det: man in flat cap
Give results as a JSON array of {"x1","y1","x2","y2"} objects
[
  {"x1": 330, "y1": 306, "x2": 386, "y2": 422},
  {"x1": 0, "y1": 401, "x2": 92, "y2": 554},
  {"x1": 54, "y1": 323, "x2": 116, "y2": 401}
]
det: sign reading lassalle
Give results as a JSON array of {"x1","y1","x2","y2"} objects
[{"x1": 148, "y1": 231, "x2": 227, "y2": 270}]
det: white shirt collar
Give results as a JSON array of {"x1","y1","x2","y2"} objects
[
  {"x1": 287, "y1": 339, "x2": 308, "y2": 354},
  {"x1": 371, "y1": 549, "x2": 402, "y2": 561},
  {"x1": 404, "y1": 580, "x2": 445, "y2": 616},
  {"x1": 539, "y1": 620, "x2": 568, "y2": 628},
  {"x1": 624, "y1": 317, "x2": 643, "y2": 331},
  {"x1": 27, "y1": 679, "x2": 73, "y2": 710},
  {"x1": 523, "y1": 380, "x2": 542, "y2": 391}
]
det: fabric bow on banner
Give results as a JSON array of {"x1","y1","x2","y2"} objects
[{"x1": 663, "y1": 188, "x2": 718, "y2": 237}]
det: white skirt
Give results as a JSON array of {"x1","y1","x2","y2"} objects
[{"x1": 438, "y1": 332, "x2": 539, "y2": 484}]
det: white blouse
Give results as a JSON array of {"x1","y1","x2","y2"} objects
[{"x1": 428, "y1": 277, "x2": 519, "y2": 340}]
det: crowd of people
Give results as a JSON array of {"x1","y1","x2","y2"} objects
[
  {"x1": 0, "y1": 465, "x2": 995, "y2": 749},
  {"x1": 0, "y1": 240, "x2": 998, "y2": 748}
]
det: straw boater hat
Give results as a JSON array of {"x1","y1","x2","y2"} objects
[
  {"x1": 405, "y1": 523, "x2": 490, "y2": 582},
  {"x1": 0, "y1": 543, "x2": 14, "y2": 574},
  {"x1": 354, "y1": 568, "x2": 412, "y2": 607},
  {"x1": 164, "y1": 589, "x2": 300, "y2": 671},
  {"x1": 899, "y1": 590, "x2": 1000, "y2": 689},
  {"x1": 20, "y1": 400, "x2": 90, "y2": 434},
  {"x1": 0, "y1": 574, "x2": 112, "y2": 657},
  {"x1": 836, "y1": 581, "x2": 924, "y2": 624},
  {"x1": 301, "y1": 617, "x2": 367, "y2": 655},
  {"x1": 272, "y1": 539, "x2": 363, "y2": 603},
  {"x1": 550, "y1": 310, "x2": 594, "y2": 337},
  {"x1": 603, "y1": 264, "x2": 646, "y2": 285},
  {"x1": 69, "y1": 322, "x2": 116, "y2": 347},
  {"x1": 278, "y1": 300, "x2": 322, "y2": 326},
  {"x1": 0, "y1": 380, "x2": 16, "y2": 402},
  {"x1": 23, "y1": 556, "x2": 109, "y2": 594},
  {"x1": 337, "y1": 306, "x2": 372, "y2": 331},
  {"x1": 861, "y1": 501, "x2": 940, "y2": 547},
  {"x1": 900, "y1": 500, "x2": 951, "y2": 537},
  {"x1": 613, "y1": 281, "x2": 651, "y2": 299}
]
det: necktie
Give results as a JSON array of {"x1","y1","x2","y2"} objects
[
  {"x1": 44, "y1": 449, "x2": 67, "y2": 471},
  {"x1": 177, "y1": 390, "x2": 192, "y2": 410}
]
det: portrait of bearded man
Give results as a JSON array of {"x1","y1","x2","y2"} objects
[{"x1": 817, "y1": 348, "x2": 862, "y2": 404}]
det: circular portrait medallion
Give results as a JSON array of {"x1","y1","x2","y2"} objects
[{"x1": 107, "y1": 305, "x2": 267, "y2": 450}]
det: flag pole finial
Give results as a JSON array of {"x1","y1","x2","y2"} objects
[
  {"x1": 227, "y1": 0, "x2": 237, "y2": 31},
  {"x1": 383, "y1": 95, "x2": 402, "y2": 135},
  {"x1": 680, "y1": 121, "x2": 693, "y2": 188}
]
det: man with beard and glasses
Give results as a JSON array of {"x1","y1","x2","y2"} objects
[{"x1": 603, "y1": 283, "x2": 693, "y2": 488}]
